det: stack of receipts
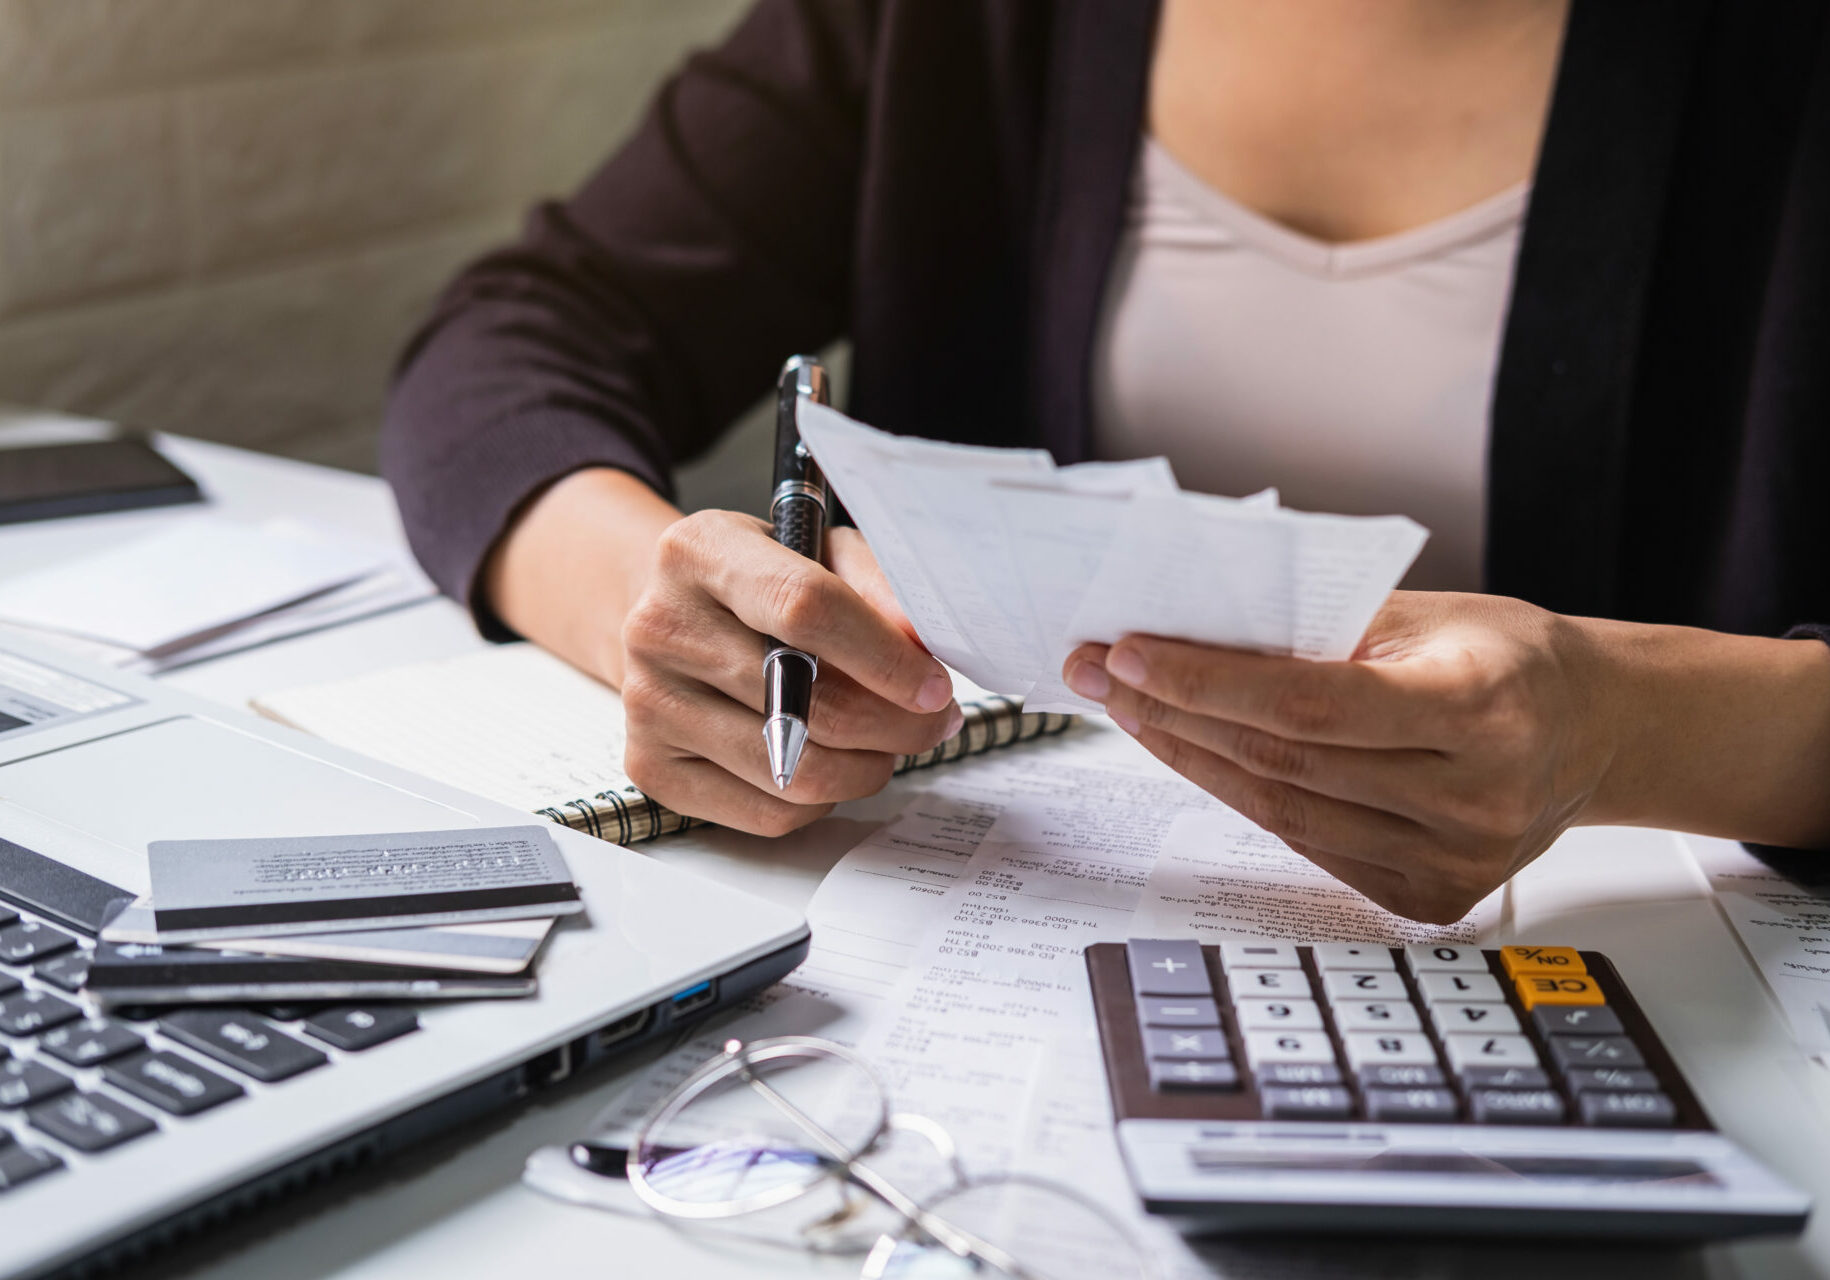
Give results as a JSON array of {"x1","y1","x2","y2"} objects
[
  {"x1": 796, "y1": 403, "x2": 1429, "y2": 712},
  {"x1": 0, "y1": 513, "x2": 433, "y2": 673}
]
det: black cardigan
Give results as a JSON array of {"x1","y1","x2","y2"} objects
[{"x1": 381, "y1": 0, "x2": 1830, "y2": 863}]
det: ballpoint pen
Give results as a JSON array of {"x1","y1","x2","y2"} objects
[{"x1": 762, "y1": 355, "x2": 830, "y2": 789}]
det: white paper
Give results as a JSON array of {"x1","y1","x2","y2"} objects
[
  {"x1": 1134, "y1": 808, "x2": 1501, "y2": 944},
  {"x1": 1690, "y1": 835, "x2": 1830, "y2": 1060},
  {"x1": 794, "y1": 401, "x2": 1427, "y2": 714},
  {"x1": 0, "y1": 514, "x2": 387, "y2": 655}
]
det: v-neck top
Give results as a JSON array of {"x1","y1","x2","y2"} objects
[{"x1": 1091, "y1": 138, "x2": 1529, "y2": 591}]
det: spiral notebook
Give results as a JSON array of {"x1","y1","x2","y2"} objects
[{"x1": 251, "y1": 643, "x2": 1075, "y2": 846}]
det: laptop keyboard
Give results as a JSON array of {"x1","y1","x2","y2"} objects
[{"x1": 0, "y1": 888, "x2": 419, "y2": 1192}]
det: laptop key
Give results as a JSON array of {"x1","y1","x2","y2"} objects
[
  {"x1": 0, "y1": 907, "x2": 17, "y2": 930},
  {"x1": 38, "y1": 1018, "x2": 144, "y2": 1068},
  {"x1": 104, "y1": 1051, "x2": 245, "y2": 1117},
  {"x1": 33, "y1": 950, "x2": 91, "y2": 993},
  {"x1": 0, "y1": 1144, "x2": 63, "y2": 1191},
  {"x1": 28, "y1": 1090, "x2": 156, "y2": 1152},
  {"x1": 0, "y1": 921, "x2": 77, "y2": 966},
  {"x1": 0, "y1": 989, "x2": 80, "y2": 1036},
  {"x1": 301, "y1": 1007, "x2": 418, "y2": 1052},
  {"x1": 0, "y1": 1058, "x2": 74, "y2": 1108},
  {"x1": 158, "y1": 1010, "x2": 328, "y2": 1082},
  {"x1": 0, "y1": 972, "x2": 19, "y2": 999}
]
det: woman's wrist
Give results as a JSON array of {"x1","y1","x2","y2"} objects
[
  {"x1": 1577, "y1": 614, "x2": 1830, "y2": 847},
  {"x1": 480, "y1": 467, "x2": 681, "y2": 687}
]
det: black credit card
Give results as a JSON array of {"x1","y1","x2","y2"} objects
[{"x1": 84, "y1": 942, "x2": 535, "y2": 1008}]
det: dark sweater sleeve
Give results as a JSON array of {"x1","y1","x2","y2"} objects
[
  {"x1": 1740, "y1": 623, "x2": 1830, "y2": 884},
  {"x1": 380, "y1": 0, "x2": 874, "y2": 637}
]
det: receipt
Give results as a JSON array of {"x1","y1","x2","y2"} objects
[
  {"x1": 1690, "y1": 835, "x2": 1830, "y2": 1060},
  {"x1": 795, "y1": 402, "x2": 1427, "y2": 713}
]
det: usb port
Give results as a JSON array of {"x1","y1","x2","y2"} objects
[{"x1": 669, "y1": 979, "x2": 716, "y2": 1018}]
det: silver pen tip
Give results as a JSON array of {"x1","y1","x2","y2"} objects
[{"x1": 764, "y1": 716, "x2": 809, "y2": 791}]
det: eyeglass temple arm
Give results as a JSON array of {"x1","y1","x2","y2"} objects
[{"x1": 736, "y1": 1068, "x2": 1027, "y2": 1275}]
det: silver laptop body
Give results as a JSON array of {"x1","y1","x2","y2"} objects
[{"x1": 0, "y1": 636, "x2": 809, "y2": 1279}]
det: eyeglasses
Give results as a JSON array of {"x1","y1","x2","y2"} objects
[{"x1": 575, "y1": 1034, "x2": 1153, "y2": 1279}]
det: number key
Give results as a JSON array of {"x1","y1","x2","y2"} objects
[
  {"x1": 1227, "y1": 968, "x2": 1311, "y2": 997},
  {"x1": 1443, "y1": 1033, "x2": 1540, "y2": 1075},
  {"x1": 1417, "y1": 971, "x2": 1503, "y2": 1003},
  {"x1": 1321, "y1": 971, "x2": 1407, "y2": 1000},
  {"x1": 1332, "y1": 1001, "x2": 1420, "y2": 1032},
  {"x1": 1429, "y1": 1002, "x2": 1519, "y2": 1035},
  {"x1": 1233, "y1": 998, "x2": 1324, "y2": 1031},
  {"x1": 1403, "y1": 944, "x2": 1490, "y2": 974}
]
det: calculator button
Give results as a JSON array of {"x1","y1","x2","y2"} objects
[
  {"x1": 28, "y1": 1090, "x2": 156, "y2": 1152},
  {"x1": 1219, "y1": 942, "x2": 1301, "y2": 970},
  {"x1": 1311, "y1": 944, "x2": 1394, "y2": 971},
  {"x1": 1144, "y1": 1028, "x2": 1230, "y2": 1061},
  {"x1": 1499, "y1": 946, "x2": 1586, "y2": 978},
  {"x1": 0, "y1": 922, "x2": 77, "y2": 966},
  {"x1": 1138, "y1": 997, "x2": 1221, "y2": 1029},
  {"x1": 1579, "y1": 1090, "x2": 1676, "y2": 1128},
  {"x1": 1357, "y1": 1064, "x2": 1446, "y2": 1090},
  {"x1": 1226, "y1": 968, "x2": 1311, "y2": 998},
  {"x1": 1262, "y1": 1085, "x2": 1354, "y2": 1119},
  {"x1": 1331, "y1": 1001, "x2": 1421, "y2": 1032},
  {"x1": 38, "y1": 1018, "x2": 144, "y2": 1068},
  {"x1": 0, "y1": 990, "x2": 80, "y2": 1037},
  {"x1": 1126, "y1": 940, "x2": 1212, "y2": 997},
  {"x1": 1531, "y1": 1005, "x2": 1623, "y2": 1037},
  {"x1": 1343, "y1": 1032, "x2": 1439, "y2": 1070},
  {"x1": 1459, "y1": 1065, "x2": 1551, "y2": 1091},
  {"x1": 1244, "y1": 1030, "x2": 1337, "y2": 1067},
  {"x1": 158, "y1": 1010, "x2": 329, "y2": 1083},
  {"x1": 1256, "y1": 1062, "x2": 1344, "y2": 1087},
  {"x1": 1443, "y1": 1033, "x2": 1540, "y2": 1074},
  {"x1": 1234, "y1": 998, "x2": 1323, "y2": 1031},
  {"x1": 1404, "y1": 944, "x2": 1490, "y2": 974},
  {"x1": 1564, "y1": 1066, "x2": 1659, "y2": 1093},
  {"x1": 1417, "y1": 971, "x2": 1503, "y2": 1003},
  {"x1": 0, "y1": 1057, "x2": 73, "y2": 1108},
  {"x1": 104, "y1": 1050, "x2": 246, "y2": 1117},
  {"x1": 1364, "y1": 1086, "x2": 1459, "y2": 1124},
  {"x1": 1548, "y1": 1035, "x2": 1644, "y2": 1070},
  {"x1": 0, "y1": 1144, "x2": 62, "y2": 1190},
  {"x1": 1514, "y1": 974, "x2": 1605, "y2": 1009},
  {"x1": 1468, "y1": 1088, "x2": 1566, "y2": 1125},
  {"x1": 1149, "y1": 1059, "x2": 1239, "y2": 1091},
  {"x1": 1321, "y1": 971, "x2": 1407, "y2": 1000},
  {"x1": 1428, "y1": 1002, "x2": 1519, "y2": 1036}
]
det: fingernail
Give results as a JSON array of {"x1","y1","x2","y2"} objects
[
  {"x1": 916, "y1": 671, "x2": 953, "y2": 712},
  {"x1": 943, "y1": 703, "x2": 965, "y2": 739},
  {"x1": 1065, "y1": 660, "x2": 1110, "y2": 700},
  {"x1": 1111, "y1": 710, "x2": 1140, "y2": 734},
  {"x1": 1107, "y1": 646, "x2": 1146, "y2": 686}
]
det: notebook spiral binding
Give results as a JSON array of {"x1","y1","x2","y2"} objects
[{"x1": 535, "y1": 697, "x2": 1077, "y2": 847}]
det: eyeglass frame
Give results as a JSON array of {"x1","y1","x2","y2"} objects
[{"x1": 622, "y1": 1034, "x2": 1151, "y2": 1279}]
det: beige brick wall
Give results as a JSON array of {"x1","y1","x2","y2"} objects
[{"x1": 0, "y1": 0, "x2": 749, "y2": 472}]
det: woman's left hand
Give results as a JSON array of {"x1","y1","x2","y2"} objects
[{"x1": 1062, "y1": 591, "x2": 1621, "y2": 924}]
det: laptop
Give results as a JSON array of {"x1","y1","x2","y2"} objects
[{"x1": 0, "y1": 635, "x2": 810, "y2": 1279}]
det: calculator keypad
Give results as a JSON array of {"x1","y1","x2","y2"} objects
[{"x1": 1120, "y1": 941, "x2": 1686, "y2": 1130}]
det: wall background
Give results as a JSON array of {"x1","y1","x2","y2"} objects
[{"x1": 0, "y1": 0, "x2": 752, "y2": 485}]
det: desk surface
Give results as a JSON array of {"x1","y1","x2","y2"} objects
[{"x1": 4, "y1": 419, "x2": 1829, "y2": 1280}]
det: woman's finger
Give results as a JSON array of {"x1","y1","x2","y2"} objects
[
  {"x1": 1099, "y1": 682, "x2": 1452, "y2": 825},
  {"x1": 1083, "y1": 637, "x2": 1467, "y2": 748}
]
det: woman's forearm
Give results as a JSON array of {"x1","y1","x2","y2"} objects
[
  {"x1": 1582, "y1": 617, "x2": 1830, "y2": 849},
  {"x1": 480, "y1": 467, "x2": 682, "y2": 688}
]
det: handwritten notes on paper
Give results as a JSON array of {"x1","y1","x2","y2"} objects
[{"x1": 795, "y1": 401, "x2": 1428, "y2": 713}]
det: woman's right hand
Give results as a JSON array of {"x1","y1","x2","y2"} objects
[{"x1": 484, "y1": 468, "x2": 962, "y2": 837}]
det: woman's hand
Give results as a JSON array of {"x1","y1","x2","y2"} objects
[
  {"x1": 618, "y1": 511, "x2": 961, "y2": 835},
  {"x1": 484, "y1": 468, "x2": 961, "y2": 838},
  {"x1": 1065, "y1": 592, "x2": 1615, "y2": 924},
  {"x1": 1064, "y1": 590, "x2": 1830, "y2": 923}
]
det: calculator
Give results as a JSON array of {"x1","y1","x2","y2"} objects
[{"x1": 1085, "y1": 940, "x2": 1810, "y2": 1239}]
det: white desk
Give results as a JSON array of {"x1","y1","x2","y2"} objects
[{"x1": 5, "y1": 423, "x2": 1829, "y2": 1280}]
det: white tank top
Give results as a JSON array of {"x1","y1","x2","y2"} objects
[{"x1": 1090, "y1": 138, "x2": 1528, "y2": 592}]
